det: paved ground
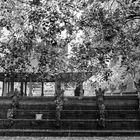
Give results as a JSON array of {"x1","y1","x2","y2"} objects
[{"x1": 0, "y1": 137, "x2": 140, "y2": 140}]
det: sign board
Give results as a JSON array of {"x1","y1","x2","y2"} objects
[{"x1": 35, "y1": 114, "x2": 43, "y2": 120}]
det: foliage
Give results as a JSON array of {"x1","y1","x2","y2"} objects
[
  {"x1": 0, "y1": 0, "x2": 140, "y2": 90},
  {"x1": 0, "y1": 0, "x2": 81, "y2": 76},
  {"x1": 69, "y1": 0, "x2": 140, "y2": 90}
]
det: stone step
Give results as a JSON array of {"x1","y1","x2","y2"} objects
[
  {"x1": 1, "y1": 109, "x2": 139, "y2": 119},
  {"x1": 0, "y1": 105, "x2": 11, "y2": 109},
  {"x1": 19, "y1": 103, "x2": 98, "y2": 110},
  {"x1": 19, "y1": 104, "x2": 138, "y2": 110},
  {"x1": 0, "y1": 119, "x2": 140, "y2": 130},
  {"x1": 15, "y1": 110, "x2": 98, "y2": 119},
  {"x1": 19, "y1": 104, "x2": 98, "y2": 110},
  {"x1": 19, "y1": 104, "x2": 56, "y2": 110},
  {"x1": 106, "y1": 110, "x2": 140, "y2": 119},
  {"x1": 14, "y1": 110, "x2": 140, "y2": 119},
  {"x1": 0, "y1": 129, "x2": 140, "y2": 136},
  {"x1": 0, "y1": 96, "x2": 138, "y2": 110}
]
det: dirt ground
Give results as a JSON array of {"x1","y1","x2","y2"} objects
[{"x1": 0, "y1": 137, "x2": 140, "y2": 140}]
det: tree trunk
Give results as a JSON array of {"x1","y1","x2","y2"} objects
[
  {"x1": 10, "y1": 74, "x2": 14, "y2": 95},
  {"x1": 2, "y1": 80, "x2": 8, "y2": 96},
  {"x1": 29, "y1": 76, "x2": 33, "y2": 96},
  {"x1": 20, "y1": 81, "x2": 23, "y2": 96},
  {"x1": 55, "y1": 81, "x2": 61, "y2": 96},
  {"x1": 41, "y1": 82, "x2": 44, "y2": 96},
  {"x1": 25, "y1": 82, "x2": 27, "y2": 96}
]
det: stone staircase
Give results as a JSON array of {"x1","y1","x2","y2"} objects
[{"x1": 0, "y1": 95, "x2": 140, "y2": 136}]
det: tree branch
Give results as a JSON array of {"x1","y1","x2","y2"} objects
[{"x1": 126, "y1": 14, "x2": 140, "y2": 20}]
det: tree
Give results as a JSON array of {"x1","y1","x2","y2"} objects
[
  {"x1": 0, "y1": 0, "x2": 82, "y2": 76},
  {"x1": 0, "y1": 0, "x2": 81, "y2": 95},
  {"x1": 69, "y1": 0, "x2": 140, "y2": 92}
]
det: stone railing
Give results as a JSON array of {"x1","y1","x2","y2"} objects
[
  {"x1": 7, "y1": 94, "x2": 19, "y2": 119},
  {"x1": 95, "y1": 88, "x2": 105, "y2": 129},
  {"x1": 55, "y1": 82, "x2": 64, "y2": 127},
  {"x1": 134, "y1": 81, "x2": 140, "y2": 109}
]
